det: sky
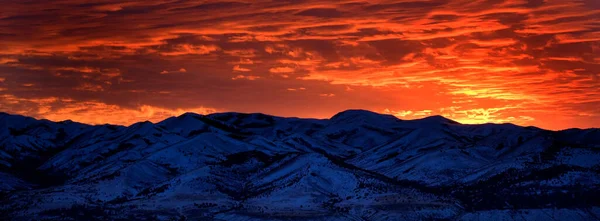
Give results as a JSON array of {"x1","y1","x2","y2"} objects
[{"x1": 0, "y1": 0, "x2": 599, "y2": 130}]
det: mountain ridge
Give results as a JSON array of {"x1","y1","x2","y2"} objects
[
  {"x1": 1, "y1": 110, "x2": 596, "y2": 131},
  {"x1": 1, "y1": 110, "x2": 599, "y2": 220}
]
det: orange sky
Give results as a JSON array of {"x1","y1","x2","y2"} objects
[{"x1": 0, "y1": 0, "x2": 599, "y2": 130}]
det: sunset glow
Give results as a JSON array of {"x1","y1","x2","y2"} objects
[{"x1": 0, "y1": 0, "x2": 599, "y2": 129}]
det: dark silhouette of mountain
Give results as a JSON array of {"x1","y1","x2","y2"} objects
[{"x1": 1, "y1": 110, "x2": 599, "y2": 220}]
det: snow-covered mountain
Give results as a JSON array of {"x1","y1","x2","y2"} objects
[{"x1": 1, "y1": 110, "x2": 599, "y2": 220}]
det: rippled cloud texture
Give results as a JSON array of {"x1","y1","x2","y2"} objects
[{"x1": 0, "y1": 0, "x2": 599, "y2": 129}]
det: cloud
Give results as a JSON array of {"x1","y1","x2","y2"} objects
[
  {"x1": 296, "y1": 8, "x2": 345, "y2": 18},
  {"x1": 160, "y1": 44, "x2": 220, "y2": 56},
  {"x1": 269, "y1": 67, "x2": 295, "y2": 73},
  {"x1": 231, "y1": 75, "x2": 260, "y2": 80},
  {"x1": 0, "y1": 58, "x2": 18, "y2": 64},
  {"x1": 75, "y1": 83, "x2": 104, "y2": 92},
  {"x1": 160, "y1": 68, "x2": 187, "y2": 74},
  {"x1": 287, "y1": 87, "x2": 306, "y2": 91},
  {"x1": 0, "y1": 95, "x2": 218, "y2": 125},
  {"x1": 0, "y1": 0, "x2": 598, "y2": 129},
  {"x1": 223, "y1": 49, "x2": 257, "y2": 58},
  {"x1": 233, "y1": 65, "x2": 251, "y2": 72}
]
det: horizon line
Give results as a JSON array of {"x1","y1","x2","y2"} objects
[{"x1": 1, "y1": 109, "x2": 597, "y2": 132}]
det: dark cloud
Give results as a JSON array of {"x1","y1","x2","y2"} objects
[{"x1": 295, "y1": 8, "x2": 345, "y2": 18}]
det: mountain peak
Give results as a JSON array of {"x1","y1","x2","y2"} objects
[
  {"x1": 329, "y1": 109, "x2": 400, "y2": 126},
  {"x1": 331, "y1": 109, "x2": 393, "y2": 119},
  {"x1": 178, "y1": 112, "x2": 204, "y2": 119},
  {"x1": 130, "y1": 120, "x2": 154, "y2": 127},
  {"x1": 419, "y1": 115, "x2": 459, "y2": 124}
]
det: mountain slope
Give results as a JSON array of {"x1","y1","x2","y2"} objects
[{"x1": 0, "y1": 110, "x2": 599, "y2": 220}]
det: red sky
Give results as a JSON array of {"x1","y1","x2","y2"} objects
[{"x1": 0, "y1": 0, "x2": 599, "y2": 130}]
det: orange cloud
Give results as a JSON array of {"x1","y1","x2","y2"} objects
[
  {"x1": 75, "y1": 83, "x2": 104, "y2": 92},
  {"x1": 0, "y1": 0, "x2": 598, "y2": 130},
  {"x1": 160, "y1": 44, "x2": 220, "y2": 56},
  {"x1": 233, "y1": 65, "x2": 251, "y2": 72},
  {"x1": 0, "y1": 58, "x2": 18, "y2": 64},
  {"x1": 287, "y1": 87, "x2": 306, "y2": 91},
  {"x1": 269, "y1": 67, "x2": 295, "y2": 73},
  {"x1": 42, "y1": 103, "x2": 218, "y2": 126},
  {"x1": 231, "y1": 75, "x2": 260, "y2": 80},
  {"x1": 0, "y1": 95, "x2": 218, "y2": 125}
]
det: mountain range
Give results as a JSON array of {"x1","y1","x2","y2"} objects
[{"x1": 1, "y1": 110, "x2": 599, "y2": 220}]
